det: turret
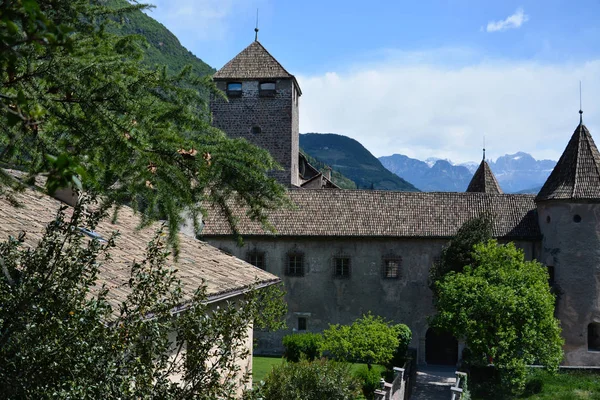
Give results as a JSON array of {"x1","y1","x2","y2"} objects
[
  {"x1": 466, "y1": 152, "x2": 502, "y2": 194},
  {"x1": 210, "y1": 39, "x2": 301, "y2": 187},
  {"x1": 536, "y1": 111, "x2": 600, "y2": 365}
]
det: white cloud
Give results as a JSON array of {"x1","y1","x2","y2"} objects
[
  {"x1": 486, "y1": 8, "x2": 529, "y2": 33},
  {"x1": 297, "y1": 53, "x2": 600, "y2": 163}
]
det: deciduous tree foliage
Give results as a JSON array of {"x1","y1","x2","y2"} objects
[
  {"x1": 321, "y1": 313, "x2": 411, "y2": 369},
  {"x1": 431, "y1": 241, "x2": 563, "y2": 393},
  {"x1": 0, "y1": 200, "x2": 287, "y2": 399},
  {"x1": 0, "y1": 0, "x2": 288, "y2": 250}
]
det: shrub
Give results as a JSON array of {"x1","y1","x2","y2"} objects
[
  {"x1": 257, "y1": 359, "x2": 361, "y2": 400},
  {"x1": 282, "y1": 332, "x2": 323, "y2": 362},
  {"x1": 386, "y1": 324, "x2": 412, "y2": 370},
  {"x1": 354, "y1": 365, "x2": 382, "y2": 400}
]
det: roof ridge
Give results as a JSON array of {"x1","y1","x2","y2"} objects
[{"x1": 253, "y1": 41, "x2": 292, "y2": 77}]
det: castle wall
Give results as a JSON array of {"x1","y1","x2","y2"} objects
[
  {"x1": 211, "y1": 79, "x2": 299, "y2": 186},
  {"x1": 206, "y1": 236, "x2": 539, "y2": 364},
  {"x1": 537, "y1": 201, "x2": 600, "y2": 366}
]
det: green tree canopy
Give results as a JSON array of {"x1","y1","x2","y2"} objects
[
  {"x1": 0, "y1": 0, "x2": 288, "y2": 250},
  {"x1": 0, "y1": 200, "x2": 286, "y2": 399},
  {"x1": 321, "y1": 313, "x2": 411, "y2": 369},
  {"x1": 431, "y1": 240, "x2": 563, "y2": 393},
  {"x1": 429, "y1": 212, "x2": 494, "y2": 293}
]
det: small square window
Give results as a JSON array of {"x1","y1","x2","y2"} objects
[
  {"x1": 287, "y1": 254, "x2": 304, "y2": 276},
  {"x1": 259, "y1": 81, "x2": 276, "y2": 97},
  {"x1": 334, "y1": 257, "x2": 351, "y2": 278},
  {"x1": 226, "y1": 82, "x2": 242, "y2": 97},
  {"x1": 383, "y1": 258, "x2": 401, "y2": 279},
  {"x1": 247, "y1": 251, "x2": 265, "y2": 270},
  {"x1": 298, "y1": 317, "x2": 307, "y2": 331}
]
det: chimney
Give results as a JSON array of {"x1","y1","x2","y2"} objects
[
  {"x1": 324, "y1": 166, "x2": 332, "y2": 180},
  {"x1": 52, "y1": 187, "x2": 79, "y2": 207}
]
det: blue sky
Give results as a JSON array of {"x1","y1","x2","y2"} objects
[{"x1": 144, "y1": 0, "x2": 600, "y2": 163}]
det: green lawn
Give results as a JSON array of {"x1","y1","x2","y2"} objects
[
  {"x1": 471, "y1": 369, "x2": 600, "y2": 400},
  {"x1": 252, "y1": 356, "x2": 386, "y2": 383},
  {"x1": 518, "y1": 369, "x2": 600, "y2": 400}
]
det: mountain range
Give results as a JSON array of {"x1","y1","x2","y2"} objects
[{"x1": 379, "y1": 152, "x2": 556, "y2": 193}]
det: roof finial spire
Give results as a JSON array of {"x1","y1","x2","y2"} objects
[
  {"x1": 579, "y1": 80, "x2": 583, "y2": 124},
  {"x1": 254, "y1": 9, "x2": 259, "y2": 41},
  {"x1": 483, "y1": 135, "x2": 486, "y2": 161}
]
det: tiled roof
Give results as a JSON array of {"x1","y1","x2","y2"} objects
[
  {"x1": 201, "y1": 190, "x2": 540, "y2": 240},
  {"x1": 0, "y1": 176, "x2": 279, "y2": 311},
  {"x1": 466, "y1": 160, "x2": 503, "y2": 194},
  {"x1": 536, "y1": 123, "x2": 600, "y2": 201},
  {"x1": 213, "y1": 41, "x2": 294, "y2": 80}
]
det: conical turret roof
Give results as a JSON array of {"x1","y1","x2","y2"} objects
[
  {"x1": 466, "y1": 159, "x2": 503, "y2": 194},
  {"x1": 536, "y1": 122, "x2": 600, "y2": 201}
]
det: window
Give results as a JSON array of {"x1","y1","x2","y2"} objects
[
  {"x1": 297, "y1": 317, "x2": 307, "y2": 331},
  {"x1": 588, "y1": 323, "x2": 600, "y2": 351},
  {"x1": 547, "y1": 265, "x2": 555, "y2": 285},
  {"x1": 250, "y1": 125, "x2": 261, "y2": 134},
  {"x1": 334, "y1": 257, "x2": 351, "y2": 278},
  {"x1": 247, "y1": 251, "x2": 265, "y2": 270},
  {"x1": 574, "y1": 214, "x2": 582, "y2": 223},
  {"x1": 287, "y1": 253, "x2": 304, "y2": 276},
  {"x1": 382, "y1": 258, "x2": 401, "y2": 279},
  {"x1": 259, "y1": 81, "x2": 276, "y2": 97},
  {"x1": 226, "y1": 82, "x2": 242, "y2": 97}
]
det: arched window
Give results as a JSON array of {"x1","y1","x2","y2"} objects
[
  {"x1": 250, "y1": 126, "x2": 261, "y2": 134},
  {"x1": 588, "y1": 323, "x2": 600, "y2": 351}
]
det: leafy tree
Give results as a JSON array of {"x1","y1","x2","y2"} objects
[
  {"x1": 282, "y1": 332, "x2": 323, "y2": 362},
  {"x1": 321, "y1": 313, "x2": 411, "y2": 369},
  {"x1": 250, "y1": 359, "x2": 361, "y2": 400},
  {"x1": 429, "y1": 212, "x2": 494, "y2": 293},
  {"x1": 0, "y1": 200, "x2": 287, "y2": 399},
  {"x1": 431, "y1": 240, "x2": 563, "y2": 394},
  {"x1": 0, "y1": 0, "x2": 288, "y2": 250}
]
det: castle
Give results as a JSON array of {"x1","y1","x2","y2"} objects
[{"x1": 202, "y1": 38, "x2": 600, "y2": 367}]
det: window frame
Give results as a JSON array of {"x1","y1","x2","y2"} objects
[
  {"x1": 588, "y1": 322, "x2": 600, "y2": 351},
  {"x1": 259, "y1": 81, "x2": 276, "y2": 97},
  {"x1": 333, "y1": 256, "x2": 351, "y2": 278},
  {"x1": 286, "y1": 253, "x2": 304, "y2": 277},
  {"x1": 226, "y1": 82, "x2": 242, "y2": 97},
  {"x1": 247, "y1": 250, "x2": 266, "y2": 270},
  {"x1": 382, "y1": 257, "x2": 401, "y2": 279},
  {"x1": 297, "y1": 317, "x2": 307, "y2": 331}
]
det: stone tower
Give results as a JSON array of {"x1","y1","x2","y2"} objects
[
  {"x1": 210, "y1": 40, "x2": 301, "y2": 187},
  {"x1": 535, "y1": 114, "x2": 600, "y2": 365}
]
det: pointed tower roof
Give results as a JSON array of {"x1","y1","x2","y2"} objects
[
  {"x1": 466, "y1": 159, "x2": 503, "y2": 194},
  {"x1": 536, "y1": 122, "x2": 600, "y2": 201},
  {"x1": 213, "y1": 41, "x2": 299, "y2": 87}
]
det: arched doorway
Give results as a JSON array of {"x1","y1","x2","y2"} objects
[{"x1": 425, "y1": 328, "x2": 458, "y2": 365}]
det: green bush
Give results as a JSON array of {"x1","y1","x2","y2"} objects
[
  {"x1": 282, "y1": 332, "x2": 323, "y2": 362},
  {"x1": 256, "y1": 359, "x2": 361, "y2": 400},
  {"x1": 387, "y1": 324, "x2": 412, "y2": 370},
  {"x1": 354, "y1": 365, "x2": 382, "y2": 400}
]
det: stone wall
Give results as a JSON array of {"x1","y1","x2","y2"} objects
[
  {"x1": 205, "y1": 236, "x2": 539, "y2": 363},
  {"x1": 537, "y1": 201, "x2": 600, "y2": 366},
  {"x1": 211, "y1": 79, "x2": 299, "y2": 187}
]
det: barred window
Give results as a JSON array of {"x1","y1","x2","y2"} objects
[
  {"x1": 382, "y1": 258, "x2": 401, "y2": 279},
  {"x1": 334, "y1": 257, "x2": 351, "y2": 278},
  {"x1": 247, "y1": 251, "x2": 265, "y2": 270},
  {"x1": 298, "y1": 317, "x2": 307, "y2": 331},
  {"x1": 287, "y1": 254, "x2": 304, "y2": 276}
]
